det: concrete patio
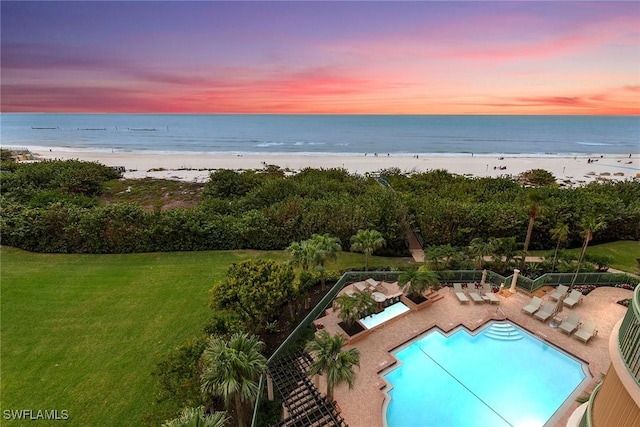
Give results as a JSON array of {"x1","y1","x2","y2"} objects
[{"x1": 313, "y1": 284, "x2": 633, "y2": 427}]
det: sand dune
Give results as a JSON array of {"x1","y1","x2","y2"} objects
[{"x1": 33, "y1": 149, "x2": 639, "y2": 185}]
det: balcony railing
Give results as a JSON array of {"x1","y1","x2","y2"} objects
[{"x1": 617, "y1": 283, "x2": 640, "y2": 386}]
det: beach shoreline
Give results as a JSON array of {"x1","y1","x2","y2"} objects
[{"x1": 30, "y1": 148, "x2": 640, "y2": 185}]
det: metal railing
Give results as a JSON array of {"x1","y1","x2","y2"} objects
[
  {"x1": 252, "y1": 271, "x2": 374, "y2": 427},
  {"x1": 617, "y1": 283, "x2": 640, "y2": 387},
  {"x1": 578, "y1": 382, "x2": 602, "y2": 427}
]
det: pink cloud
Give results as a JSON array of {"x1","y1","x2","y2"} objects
[
  {"x1": 1, "y1": 64, "x2": 395, "y2": 113},
  {"x1": 465, "y1": 86, "x2": 640, "y2": 115}
]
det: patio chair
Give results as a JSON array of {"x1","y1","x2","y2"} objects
[
  {"x1": 534, "y1": 302, "x2": 557, "y2": 322},
  {"x1": 558, "y1": 313, "x2": 581, "y2": 335},
  {"x1": 374, "y1": 282, "x2": 388, "y2": 293},
  {"x1": 549, "y1": 285, "x2": 569, "y2": 301},
  {"x1": 466, "y1": 284, "x2": 485, "y2": 304},
  {"x1": 354, "y1": 282, "x2": 369, "y2": 293},
  {"x1": 563, "y1": 290, "x2": 584, "y2": 308},
  {"x1": 453, "y1": 283, "x2": 470, "y2": 304},
  {"x1": 521, "y1": 296, "x2": 542, "y2": 316},
  {"x1": 365, "y1": 278, "x2": 379, "y2": 291},
  {"x1": 574, "y1": 321, "x2": 598, "y2": 343},
  {"x1": 482, "y1": 283, "x2": 500, "y2": 304}
]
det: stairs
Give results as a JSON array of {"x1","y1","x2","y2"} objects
[
  {"x1": 483, "y1": 322, "x2": 523, "y2": 341},
  {"x1": 425, "y1": 290, "x2": 444, "y2": 303}
]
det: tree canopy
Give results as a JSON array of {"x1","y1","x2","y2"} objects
[{"x1": 209, "y1": 259, "x2": 295, "y2": 332}]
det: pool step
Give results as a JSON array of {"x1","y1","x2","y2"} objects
[{"x1": 483, "y1": 323, "x2": 523, "y2": 341}]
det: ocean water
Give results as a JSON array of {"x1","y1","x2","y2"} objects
[{"x1": 1, "y1": 113, "x2": 638, "y2": 156}]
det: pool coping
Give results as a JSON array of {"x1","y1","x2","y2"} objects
[{"x1": 376, "y1": 318, "x2": 594, "y2": 427}]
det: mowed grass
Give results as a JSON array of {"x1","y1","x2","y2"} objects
[
  {"x1": 0, "y1": 246, "x2": 413, "y2": 426},
  {"x1": 530, "y1": 240, "x2": 640, "y2": 275}
]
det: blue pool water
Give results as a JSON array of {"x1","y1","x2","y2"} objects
[{"x1": 383, "y1": 322, "x2": 589, "y2": 427}]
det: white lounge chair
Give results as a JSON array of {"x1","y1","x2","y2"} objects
[
  {"x1": 453, "y1": 283, "x2": 470, "y2": 304},
  {"x1": 559, "y1": 313, "x2": 581, "y2": 335},
  {"x1": 354, "y1": 282, "x2": 369, "y2": 293},
  {"x1": 549, "y1": 285, "x2": 569, "y2": 301},
  {"x1": 534, "y1": 302, "x2": 557, "y2": 322},
  {"x1": 482, "y1": 283, "x2": 500, "y2": 304},
  {"x1": 365, "y1": 278, "x2": 379, "y2": 291},
  {"x1": 563, "y1": 290, "x2": 583, "y2": 308},
  {"x1": 574, "y1": 321, "x2": 598, "y2": 343},
  {"x1": 521, "y1": 296, "x2": 542, "y2": 315},
  {"x1": 466, "y1": 284, "x2": 485, "y2": 304}
]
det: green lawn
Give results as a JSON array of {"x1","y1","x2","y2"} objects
[
  {"x1": 0, "y1": 247, "x2": 413, "y2": 426},
  {"x1": 529, "y1": 240, "x2": 640, "y2": 275}
]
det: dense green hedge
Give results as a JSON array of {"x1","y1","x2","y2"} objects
[
  {"x1": 1, "y1": 161, "x2": 638, "y2": 254},
  {"x1": 384, "y1": 169, "x2": 640, "y2": 248},
  {"x1": 0, "y1": 162, "x2": 409, "y2": 254}
]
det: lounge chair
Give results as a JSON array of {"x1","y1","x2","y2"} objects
[
  {"x1": 482, "y1": 283, "x2": 500, "y2": 304},
  {"x1": 559, "y1": 313, "x2": 581, "y2": 335},
  {"x1": 466, "y1": 284, "x2": 485, "y2": 304},
  {"x1": 574, "y1": 321, "x2": 598, "y2": 343},
  {"x1": 563, "y1": 290, "x2": 583, "y2": 308},
  {"x1": 374, "y1": 281, "x2": 388, "y2": 293},
  {"x1": 365, "y1": 278, "x2": 379, "y2": 291},
  {"x1": 521, "y1": 296, "x2": 542, "y2": 315},
  {"x1": 549, "y1": 285, "x2": 569, "y2": 301},
  {"x1": 354, "y1": 282, "x2": 369, "y2": 293},
  {"x1": 453, "y1": 283, "x2": 470, "y2": 304},
  {"x1": 534, "y1": 302, "x2": 557, "y2": 322}
]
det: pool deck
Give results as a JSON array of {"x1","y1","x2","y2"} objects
[{"x1": 316, "y1": 285, "x2": 632, "y2": 427}]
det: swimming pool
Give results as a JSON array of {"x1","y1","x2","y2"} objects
[
  {"x1": 382, "y1": 321, "x2": 591, "y2": 427},
  {"x1": 360, "y1": 302, "x2": 410, "y2": 329}
]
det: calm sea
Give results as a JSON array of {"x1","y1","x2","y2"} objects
[{"x1": 1, "y1": 113, "x2": 638, "y2": 156}]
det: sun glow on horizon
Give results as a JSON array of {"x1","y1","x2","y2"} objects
[{"x1": 1, "y1": 1, "x2": 638, "y2": 115}]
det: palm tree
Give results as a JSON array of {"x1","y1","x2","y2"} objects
[
  {"x1": 305, "y1": 330, "x2": 360, "y2": 401},
  {"x1": 439, "y1": 244, "x2": 458, "y2": 270},
  {"x1": 286, "y1": 240, "x2": 318, "y2": 271},
  {"x1": 549, "y1": 222, "x2": 569, "y2": 273},
  {"x1": 425, "y1": 244, "x2": 458, "y2": 270},
  {"x1": 200, "y1": 333, "x2": 267, "y2": 427},
  {"x1": 468, "y1": 238, "x2": 491, "y2": 269},
  {"x1": 162, "y1": 406, "x2": 228, "y2": 427},
  {"x1": 333, "y1": 294, "x2": 359, "y2": 327},
  {"x1": 492, "y1": 237, "x2": 519, "y2": 273},
  {"x1": 569, "y1": 216, "x2": 606, "y2": 288},
  {"x1": 519, "y1": 190, "x2": 549, "y2": 270},
  {"x1": 353, "y1": 291, "x2": 377, "y2": 318},
  {"x1": 310, "y1": 233, "x2": 341, "y2": 290},
  {"x1": 350, "y1": 229, "x2": 385, "y2": 271},
  {"x1": 333, "y1": 292, "x2": 377, "y2": 328},
  {"x1": 397, "y1": 269, "x2": 439, "y2": 301}
]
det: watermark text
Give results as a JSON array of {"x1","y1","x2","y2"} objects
[{"x1": 3, "y1": 409, "x2": 69, "y2": 421}]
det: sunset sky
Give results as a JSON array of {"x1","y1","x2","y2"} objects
[{"x1": 2, "y1": 1, "x2": 639, "y2": 114}]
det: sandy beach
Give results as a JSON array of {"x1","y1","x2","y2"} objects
[{"x1": 32, "y1": 149, "x2": 640, "y2": 185}]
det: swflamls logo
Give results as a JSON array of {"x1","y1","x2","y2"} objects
[{"x1": 3, "y1": 409, "x2": 69, "y2": 420}]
